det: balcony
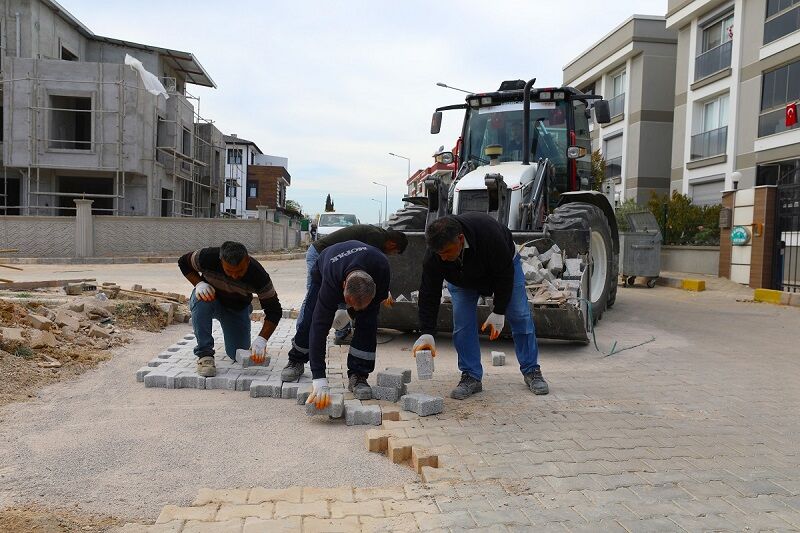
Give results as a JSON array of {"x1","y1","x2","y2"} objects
[
  {"x1": 694, "y1": 40, "x2": 732, "y2": 81},
  {"x1": 758, "y1": 106, "x2": 800, "y2": 137},
  {"x1": 690, "y1": 126, "x2": 728, "y2": 160},
  {"x1": 605, "y1": 156, "x2": 622, "y2": 179},
  {"x1": 764, "y1": 4, "x2": 800, "y2": 45},
  {"x1": 608, "y1": 93, "x2": 625, "y2": 118}
]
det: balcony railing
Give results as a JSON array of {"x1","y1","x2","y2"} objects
[
  {"x1": 695, "y1": 40, "x2": 732, "y2": 81},
  {"x1": 758, "y1": 106, "x2": 800, "y2": 137},
  {"x1": 608, "y1": 93, "x2": 625, "y2": 118},
  {"x1": 690, "y1": 126, "x2": 728, "y2": 160},
  {"x1": 605, "y1": 156, "x2": 622, "y2": 179},
  {"x1": 765, "y1": 4, "x2": 800, "y2": 44}
]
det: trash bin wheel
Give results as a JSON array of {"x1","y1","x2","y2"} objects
[
  {"x1": 626, "y1": 276, "x2": 636, "y2": 287},
  {"x1": 646, "y1": 278, "x2": 657, "y2": 288}
]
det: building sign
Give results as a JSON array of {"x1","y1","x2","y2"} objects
[{"x1": 731, "y1": 225, "x2": 751, "y2": 246}]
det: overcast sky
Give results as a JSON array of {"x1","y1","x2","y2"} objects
[{"x1": 67, "y1": 0, "x2": 665, "y2": 223}]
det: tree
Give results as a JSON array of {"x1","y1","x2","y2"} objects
[
  {"x1": 324, "y1": 194, "x2": 335, "y2": 212},
  {"x1": 590, "y1": 149, "x2": 606, "y2": 192},
  {"x1": 285, "y1": 199, "x2": 302, "y2": 214}
]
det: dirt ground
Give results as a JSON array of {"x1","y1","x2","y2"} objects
[{"x1": 0, "y1": 505, "x2": 122, "y2": 533}]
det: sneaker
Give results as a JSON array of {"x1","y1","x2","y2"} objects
[
  {"x1": 524, "y1": 368, "x2": 549, "y2": 395},
  {"x1": 196, "y1": 356, "x2": 216, "y2": 377},
  {"x1": 281, "y1": 360, "x2": 305, "y2": 382},
  {"x1": 451, "y1": 372, "x2": 482, "y2": 400},
  {"x1": 348, "y1": 374, "x2": 372, "y2": 400}
]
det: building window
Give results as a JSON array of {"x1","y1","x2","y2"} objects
[
  {"x1": 182, "y1": 127, "x2": 192, "y2": 157},
  {"x1": 250, "y1": 151, "x2": 255, "y2": 165},
  {"x1": 690, "y1": 177, "x2": 725, "y2": 206},
  {"x1": 226, "y1": 180, "x2": 237, "y2": 198},
  {"x1": 696, "y1": 12, "x2": 733, "y2": 80},
  {"x1": 765, "y1": 0, "x2": 800, "y2": 44},
  {"x1": 227, "y1": 148, "x2": 242, "y2": 165},
  {"x1": 604, "y1": 134, "x2": 623, "y2": 179},
  {"x1": 608, "y1": 71, "x2": 625, "y2": 117},
  {"x1": 61, "y1": 46, "x2": 78, "y2": 61},
  {"x1": 247, "y1": 181, "x2": 258, "y2": 198},
  {"x1": 759, "y1": 60, "x2": 800, "y2": 136},
  {"x1": 691, "y1": 94, "x2": 728, "y2": 160},
  {"x1": 49, "y1": 95, "x2": 92, "y2": 150}
]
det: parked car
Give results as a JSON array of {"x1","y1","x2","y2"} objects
[{"x1": 316, "y1": 213, "x2": 360, "y2": 238}]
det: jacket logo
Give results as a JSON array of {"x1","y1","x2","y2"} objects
[{"x1": 330, "y1": 247, "x2": 367, "y2": 263}]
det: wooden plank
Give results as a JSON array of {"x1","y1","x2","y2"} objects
[
  {"x1": 0, "y1": 249, "x2": 19, "y2": 253},
  {"x1": 0, "y1": 278, "x2": 96, "y2": 290},
  {"x1": 0, "y1": 264, "x2": 24, "y2": 271},
  {"x1": 117, "y1": 288, "x2": 182, "y2": 303}
]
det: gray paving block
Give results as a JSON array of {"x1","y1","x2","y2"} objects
[
  {"x1": 401, "y1": 392, "x2": 444, "y2": 417},
  {"x1": 147, "y1": 359, "x2": 167, "y2": 367},
  {"x1": 383, "y1": 367, "x2": 412, "y2": 384},
  {"x1": 238, "y1": 348, "x2": 271, "y2": 368},
  {"x1": 143, "y1": 367, "x2": 180, "y2": 389},
  {"x1": 377, "y1": 370, "x2": 406, "y2": 388},
  {"x1": 372, "y1": 384, "x2": 405, "y2": 402},
  {"x1": 305, "y1": 393, "x2": 345, "y2": 418},
  {"x1": 174, "y1": 372, "x2": 206, "y2": 389},
  {"x1": 281, "y1": 381, "x2": 301, "y2": 399},
  {"x1": 345, "y1": 401, "x2": 382, "y2": 426},
  {"x1": 564, "y1": 257, "x2": 583, "y2": 279},
  {"x1": 415, "y1": 350, "x2": 434, "y2": 380},
  {"x1": 235, "y1": 374, "x2": 260, "y2": 392},
  {"x1": 491, "y1": 351, "x2": 506, "y2": 366},
  {"x1": 264, "y1": 377, "x2": 283, "y2": 398},
  {"x1": 249, "y1": 380, "x2": 272, "y2": 398},
  {"x1": 157, "y1": 352, "x2": 173, "y2": 359},
  {"x1": 183, "y1": 334, "x2": 195, "y2": 340},
  {"x1": 205, "y1": 373, "x2": 238, "y2": 390},
  {"x1": 166, "y1": 346, "x2": 181, "y2": 352},
  {"x1": 296, "y1": 383, "x2": 313, "y2": 405},
  {"x1": 136, "y1": 366, "x2": 154, "y2": 382}
]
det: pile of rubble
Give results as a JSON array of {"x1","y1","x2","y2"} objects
[{"x1": 519, "y1": 243, "x2": 584, "y2": 306}]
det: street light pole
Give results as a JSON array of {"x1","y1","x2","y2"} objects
[
  {"x1": 389, "y1": 152, "x2": 411, "y2": 180},
  {"x1": 370, "y1": 198, "x2": 382, "y2": 225},
  {"x1": 372, "y1": 181, "x2": 388, "y2": 225}
]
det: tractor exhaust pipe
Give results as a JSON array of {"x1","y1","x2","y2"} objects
[{"x1": 522, "y1": 78, "x2": 536, "y2": 166}]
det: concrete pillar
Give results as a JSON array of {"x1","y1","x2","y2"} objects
[
  {"x1": 256, "y1": 205, "x2": 268, "y2": 252},
  {"x1": 749, "y1": 186, "x2": 777, "y2": 289},
  {"x1": 74, "y1": 199, "x2": 95, "y2": 258},
  {"x1": 719, "y1": 190, "x2": 734, "y2": 280}
]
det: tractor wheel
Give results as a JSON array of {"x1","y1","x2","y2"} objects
[
  {"x1": 386, "y1": 205, "x2": 428, "y2": 231},
  {"x1": 545, "y1": 202, "x2": 616, "y2": 324}
]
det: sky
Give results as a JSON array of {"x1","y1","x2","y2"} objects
[{"x1": 66, "y1": 0, "x2": 666, "y2": 224}]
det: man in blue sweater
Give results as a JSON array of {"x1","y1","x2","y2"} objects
[{"x1": 282, "y1": 240, "x2": 390, "y2": 405}]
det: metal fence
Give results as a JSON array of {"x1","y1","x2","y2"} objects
[
  {"x1": 776, "y1": 179, "x2": 800, "y2": 292},
  {"x1": 694, "y1": 40, "x2": 732, "y2": 81},
  {"x1": 690, "y1": 126, "x2": 728, "y2": 160}
]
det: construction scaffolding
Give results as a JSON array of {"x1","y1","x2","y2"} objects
[{"x1": 1, "y1": 61, "x2": 225, "y2": 217}]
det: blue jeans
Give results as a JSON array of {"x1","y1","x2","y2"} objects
[
  {"x1": 449, "y1": 255, "x2": 539, "y2": 380},
  {"x1": 190, "y1": 290, "x2": 252, "y2": 360},
  {"x1": 297, "y1": 245, "x2": 350, "y2": 339}
]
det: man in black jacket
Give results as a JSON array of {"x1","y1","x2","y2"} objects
[
  {"x1": 412, "y1": 214, "x2": 548, "y2": 399},
  {"x1": 283, "y1": 240, "x2": 390, "y2": 403},
  {"x1": 178, "y1": 241, "x2": 281, "y2": 377}
]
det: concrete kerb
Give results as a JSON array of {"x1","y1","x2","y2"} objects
[
  {"x1": 754, "y1": 288, "x2": 800, "y2": 307},
  {"x1": 4, "y1": 251, "x2": 307, "y2": 265}
]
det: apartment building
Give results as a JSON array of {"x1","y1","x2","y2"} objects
[
  {"x1": 667, "y1": 0, "x2": 800, "y2": 202},
  {"x1": 222, "y1": 135, "x2": 290, "y2": 218},
  {"x1": 245, "y1": 155, "x2": 290, "y2": 217},
  {"x1": 563, "y1": 16, "x2": 678, "y2": 204},
  {"x1": 0, "y1": 0, "x2": 224, "y2": 217}
]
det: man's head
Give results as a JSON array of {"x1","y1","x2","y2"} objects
[
  {"x1": 219, "y1": 241, "x2": 250, "y2": 279},
  {"x1": 425, "y1": 216, "x2": 464, "y2": 262},
  {"x1": 343, "y1": 270, "x2": 376, "y2": 311},
  {"x1": 383, "y1": 230, "x2": 409, "y2": 256}
]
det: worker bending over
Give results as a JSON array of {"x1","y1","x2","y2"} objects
[
  {"x1": 412, "y1": 213, "x2": 549, "y2": 399},
  {"x1": 282, "y1": 241, "x2": 390, "y2": 406},
  {"x1": 179, "y1": 241, "x2": 281, "y2": 377}
]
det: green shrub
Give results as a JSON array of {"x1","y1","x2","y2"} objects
[{"x1": 615, "y1": 192, "x2": 721, "y2": 246}]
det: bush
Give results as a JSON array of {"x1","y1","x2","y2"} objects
[{"x1": 615, "y1": 192, "x2": 721, "y2": 246}]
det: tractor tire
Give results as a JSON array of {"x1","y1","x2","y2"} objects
[
  {"x1": 545, "y1": 202, "x2": 616, "y2": 323},
  {"x1": 386, "y1": 205, "x2": 428, "y2": 231},
  {"x1": 607, "y1": 251, "x2": 620, "y2": 308}
]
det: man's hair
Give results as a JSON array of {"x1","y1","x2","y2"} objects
[
  {"x1": 385, "y1": 230, "x2": 409, "y2": 253},
  {"x1": 219, "y1": 241, "x2": 248, "y2": 265},
  {"x1": 344, "y1": 270, "x2": 376, "y2": 307},
  {"x1": 425, "y1": 217, "x2": 462, "y2": 252}
]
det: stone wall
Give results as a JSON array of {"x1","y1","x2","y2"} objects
[{"x1": 0, "y1": 216, "x2": 76, "y2": 257}]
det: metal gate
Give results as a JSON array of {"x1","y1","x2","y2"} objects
[{"x1": 775, "y1": 169, "x2": 800, "y2": 292}]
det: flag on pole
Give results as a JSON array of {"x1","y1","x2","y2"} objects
[{"x1": 786, "y1": 102, "x2": 797, "y2": 127}]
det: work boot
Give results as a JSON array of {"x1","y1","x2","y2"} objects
[
  {"x1": 451, "y1": 372, "x2": 482, "y2": 400},
  {"x1": 281, "y1": 360, "x2": 305, "y2": 382},
  {"x1": 524, "y1": 368, "x2": 549, "y2": 395},
  {"x1": 196, "y1": 356, "x2": 216, "y2": 377},
  {"x1": 348, "y1": 374, "x2": 372, "y2": 400}
]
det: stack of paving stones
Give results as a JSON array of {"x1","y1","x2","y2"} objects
[
  {"x1": 135, "y1": 318, "x2": 382, "y2": 425},
  {"x1": 372, "y1": 368, "x2": 411, "y2": 402}
]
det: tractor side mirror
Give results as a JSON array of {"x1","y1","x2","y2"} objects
[
  {"x1": 431, "y1": 111, "x2": 443, "y2": 134},
  {"x1": 594, "y1": 100, "x2": 611, "y2": 124},
  {"x1": 434, "y1": 151, "x2": 454, "y2": 164}
]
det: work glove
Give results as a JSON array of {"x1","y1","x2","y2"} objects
[
  {"x1": 481, "y1": 312, "x2": 505, "y2": 341},
  {"x1": 250, "y1": 335, "x2": 268, "y2": 364},
  {"x1": 332, "y1": 309, "x2": 351, "y2": 330},
  {"x1": 412, "y1": 334, "x2": 436, "y2": 357},
  {"x1": 195, "y1": 281, "x2": 216, "y2": 302},
  {"x1": 306, "y1": 378, "x2": 331, "y2": 409},
  {"x1": 383, "y1": 291, "x2": 395, "y2": 308}
]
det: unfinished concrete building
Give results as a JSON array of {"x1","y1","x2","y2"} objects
[{"x1": 0, "y1": 0, "x2": 225, "y2": 217}]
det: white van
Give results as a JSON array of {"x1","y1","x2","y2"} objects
[{"x1": 316, "y1": 212, "x2": 360, "y2": 238}]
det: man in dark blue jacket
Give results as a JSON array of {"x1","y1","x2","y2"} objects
[
  {"x1": 412, "y1": 213, "x2": 548, "y2": 400},
  {"x1": 282, "y1": 240, "x2": 390, "y2": 405}
]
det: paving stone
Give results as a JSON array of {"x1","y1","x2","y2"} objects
[
  {"x1": 248, "y1": 486, "x2": 302, "y2": 503},
  {"x1": 136, "y1": 366, "x2": 155, "y2": 382},
  {"x1": 214, "y1": 502, "x2": 273, "y2": 520},
  {"x1": 235, "y1": 374, "x2": 259, "y2": 392},
  {"x1": 360, "y1": 513, "x2": 418, "y2": 533},
  {"x1": 243, "y1": 516, "x2": 302, "y2": 533},
  {"x1": 415, "y1": 350, "x2": 434, "y2": 380},
  {"x1": 491, "y1": 351, "x2": 505, "y2": 366},
  {"x1": 157, "y1": 352, "x2": 173, "y2": 359},
  {"x1": 155, "y1": 504, "x2": 217, "y2": 523},
  {"x1": 144, "y1": 367, "x2": 181, "y2": 389},
  {"x1": 305, "y1": 393, "x2": 345, "y2": 418},
  {"x1": 281, "y1": 381, "x2": 301, "y2": 399},
  {"x1": 377, "y1": 369, "x2": 407, "y2": 388},
  {"x1": 383, "y1": 367, "x2": 412, "y2": 384},
  {"x1": 174, "y1": 372, "x2": 206, "y2": 389},
  {"x1": 302, "y1": 486, "x2": 354, "y2": 502},
  {"x1": 239, "y1": 349, "x2": 271, "y2": 368},
  {"x1": 401, "y1": 393, "x2": 444, "y2": 416},
  {"x1": 205, "y1": 373, "x2": 238, "y2": 390},
  {"x1": 373, "y1": 385, "x2": 405, "y2": 402},
  {"x1": 273, "y1": 500, "x2": 329, "y2": 518},
  {"x1": 302, "y1": 516, "x2": 360, "y2": 532},
  {"x1": 344, "y1": 401, "x2": 382, "y2": 426},
  {"x1": 249, "y1": 380, "x2": 273, "y2": 398},
  {"x1": 192, "y1": 488, "x2": 249, "y2": 505},
  {"x1": 295, "y1": 383, "x2": 313, "y2": 404}
]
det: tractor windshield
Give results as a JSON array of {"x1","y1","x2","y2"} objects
[{"x1": 462, "y1": 101, "x2": 570, "y2": 176}]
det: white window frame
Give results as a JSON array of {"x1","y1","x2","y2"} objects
[
  {"x1": 700, "y1": 11, "x2": 734, "y2": 54},
  {"x1": 611, "y1": 71, "x2": 626, "y2": 98},
  {"x1": 700, "y1": 93, "x2": 729, "y2": 134}
]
